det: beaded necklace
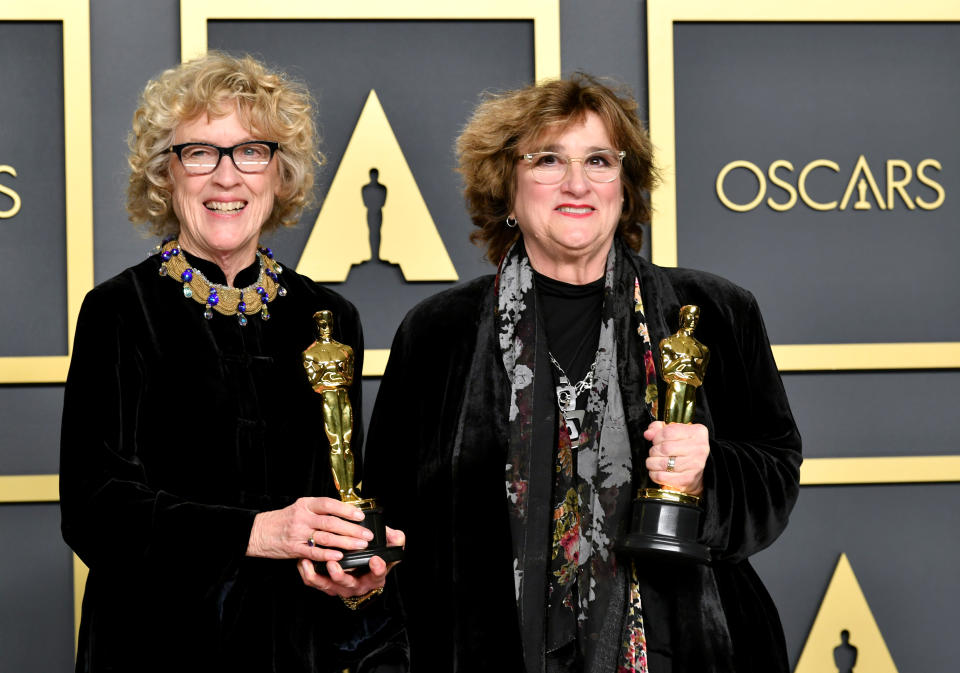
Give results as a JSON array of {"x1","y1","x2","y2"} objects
[{"x1": 157, "y1": 238, "x2": 286, "y2": 326}]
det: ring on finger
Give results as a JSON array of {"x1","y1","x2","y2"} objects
[
  {"x1": 307, "y1": 532, "x2": 316, "y2": 547},
  {"x1": 666, "y1": 456, "x2": 677, "y2": 472}
]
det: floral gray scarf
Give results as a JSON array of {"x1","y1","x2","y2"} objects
[{"x1": 498, "y1": 238, "x2": 655, "y2": 673}]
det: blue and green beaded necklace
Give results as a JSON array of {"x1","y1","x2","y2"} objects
[{"x1": 157, "y1": 238, "x2": 286, "y2": 326}]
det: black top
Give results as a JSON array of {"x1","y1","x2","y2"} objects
[
  {"x1": 534, "y1": 270, "x2": 604, "y2": 385},
  {"x1": 59, "y1": 251, "x2": 393, "y2": 672}
]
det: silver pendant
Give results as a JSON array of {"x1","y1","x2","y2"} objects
[
  {"x1": 562, "y1": 409, "x2": 585, "y2": 447},
  {"x1": 556, "y1": 383, "x2": 577, "y2": 412}
]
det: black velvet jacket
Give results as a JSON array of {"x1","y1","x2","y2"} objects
[
  {"x1": 364, "y1": 249, "x2": 802, "y2": 672},
  {"x1": 60, "y1": 253, "x2": 380, "y2": 672}
]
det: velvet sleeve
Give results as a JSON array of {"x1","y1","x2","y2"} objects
[
  {"x1": 59, "y1": 283, "x2": 257, "y2": 577},
  {"x1": 362, "y1": 278, "x2": 487, "y2": 530},
  {"x1": 362, "y1": 315, "x2": 418, "y2": 534},
  {"x1": 697, "y1": 291, "x2": 802, "y2": 562},
  {"x1": 353, "y1": 313, "x2": 420, "y2": 668}
]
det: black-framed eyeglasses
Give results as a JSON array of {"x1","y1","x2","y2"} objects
[
  {"x1": 519, "y1": 149, "x2": 626, "y2": 184},
  {"x1": 167, "y1": 141, "x2": 280, "y2": 175}
]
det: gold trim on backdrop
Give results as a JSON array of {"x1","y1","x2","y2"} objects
[
  {"x1": 0, "y1": 1, "x2": 94, "y2": 384},
  {"x1": 800, "y1": 456, "x2": 960, "y2": 485},
  {"x1": 773, "y1": 342, "x2": 960, "y2": 371},
  {"x1": 362, "y1": 349, "x2": 390, "y2": 377},
  {"x1": 5, "y1": 455, "x2": 959, "y2": 509},
  {"x1": 72, "y1": 555, "x2": 87, "y2": 652},
  {"x1": 0, "y1": 474, "x2": 59, "y2": 502},
  {"x1": 179, "y1": 0, "x2": 561, "y2": 82},
  {"x1": 0, "y1": 355, "x2": 71, "y2": 383},
  {"x1": 646, "y1": 1, "x2": 960, "y2": 371}
]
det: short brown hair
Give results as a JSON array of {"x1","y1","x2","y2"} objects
[
  {"x1": 456, "y1": 73, "x2": 657, "y2": 264},
  {"x1": 126, "y1": 51, "x2": 323, "y2": 237}
]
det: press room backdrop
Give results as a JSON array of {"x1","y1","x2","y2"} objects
[{"x1": 1, "y1": 1, "x2": 958, "y2": 671}]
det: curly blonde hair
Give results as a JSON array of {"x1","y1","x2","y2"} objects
[
  {"x1": 456, "y1": 73, "x2": 657, "y2": 264},
  {"x1": 126, "y1": 51, "x2": 323, "y2": 237}
]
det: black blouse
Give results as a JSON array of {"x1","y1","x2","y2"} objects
[
  {"x1": 534, "y1": 270, "x2": 603, "y2": 386},
  {"x1": 59, "y1": 250, "x2": 381, "y2": 672}
]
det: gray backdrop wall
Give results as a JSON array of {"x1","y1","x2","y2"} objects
[{"x1": 1, "y1": 2, "x2": 957, "y2": 671}]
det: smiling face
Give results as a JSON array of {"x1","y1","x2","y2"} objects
[
  {"x1": 511, "y1": 111, "x2": 623, "y2": 282},
  {"x1": 169, "y1": 108, "x2": 280, "y2": 268}
]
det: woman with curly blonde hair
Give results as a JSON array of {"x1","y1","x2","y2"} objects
[
  {"x1": 61, "y1": 52, "x2": 403, "y2": 673},
  {"x1": 365, "y1": 73, "x2": 800, "y2": 672}
]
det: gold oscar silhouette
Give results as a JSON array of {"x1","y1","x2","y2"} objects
[
  {"x1": 297, "y1": 90, "x2": 457, "y2": 282},
  {"x1": 303, "y1": 310, "x2": 403, "y2": 572},
  {"x1": 619, "y1": 305, "x2": 710, "y2": 563}
]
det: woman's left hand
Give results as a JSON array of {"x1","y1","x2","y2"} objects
[
  {"x1": 643, "y1": 420, "x2": 709, "y2": 496},
  {"x1": 297, "y1": 526, "x2": 405, "y2": 598}
]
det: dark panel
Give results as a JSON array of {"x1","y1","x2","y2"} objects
[
  {"x1": 753, "y1": 483, "x2": 960, "y2": 671},
  {"x1": 0, "y1": 21, "x2": 67, "y2": 356},
  {"x1": 0, "y1": 504, "x2": 75, "y2": 672},
  {"x1": 561, "y1": 0, "x2": 647, "y2": 113},
  {"x1": 673, "y1": 23, "x2": 960, "y2": 345},
  {"x1": 90, "y1": 0, "x2": 181, "y2": 284},
  {"x1": 0, "y1": 385, "x2": 63, "y2": 475},
  {"x1": 783, "y1": 370, "x2": 960, "y2": 458},
  {"x1": 208, "y1": 19, "x2": 534, "y2": 348}
]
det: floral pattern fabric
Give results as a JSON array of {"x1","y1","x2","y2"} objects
[
  {"x1": 609, "y1": 280, "x2": 660, "y2": 673},
  {"x1": 619, "y1": 563, "x2": 649, "y2": 673},
  {"x1": 636, "y1": 278, "x2": 659, "y2": 421},
  {"x1": 499, "y1": 239, "x2": 658, "y2": 672}
]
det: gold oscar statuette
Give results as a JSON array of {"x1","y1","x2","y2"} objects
[
  {"x1": 303, "y1": 310, "x2": 403, "y2": 572},
  {"x1": 619, "y1": 305, "x2": 711, "y2": 563}
]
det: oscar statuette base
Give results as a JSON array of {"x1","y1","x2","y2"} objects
[
  {"x1": 314, "y1": 498, "x2": 404, "y2": 575},
  {"x1": 618, "y1": 489, "x2": 710, "y2": 564}
]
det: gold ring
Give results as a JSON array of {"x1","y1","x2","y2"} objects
[
  {"x1": 307, "y1": 534, "x2": 315, "y2": 547},
  {"x1": 666, "y1": 456, "x2": 677, "y2": 472}
]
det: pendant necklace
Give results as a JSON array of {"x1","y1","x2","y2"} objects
[
  {"x1": 549, "y1": 349, "x2": 599, "y2": 448},
  {"x1": 548, "y1": 350, "x2": 600, "y2": 413}
]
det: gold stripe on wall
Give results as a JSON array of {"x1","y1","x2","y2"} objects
[
  {"x1": 362, "y1": 349, "x2": 390, "y2": 377},
  {"x1": 7, "y1": 458, "x2": 960, "y2": 508},
  {"x1": 180, "y1": 0, "x2": 562, "y2": 81},
  {"x1": 73, "y1": 555, "x2": 87, "y2": 652},
  {"x1": 0, "y1": 356, "x2": 70, "y2": 384},
  {"x1": 22, "y1": 342, "x2": 958, "y2": 388},
  {"x1": 801, "y1": 456, "x2": 960, "y2": 485},
  {"x1": 774, "y1": 343, "x2": 960, "y2": 371},
  {"x1": 0, "y1": 475, "x2": 59, "y2": 502}
]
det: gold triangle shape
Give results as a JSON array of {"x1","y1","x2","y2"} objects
[
  {"x1": 297, "y1": 90, "x2": 458, "y2": 282},
  {"x1": 794, "y1": 553, "x2": 899, "y2": 673}
]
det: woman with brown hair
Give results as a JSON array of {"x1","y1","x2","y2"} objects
[{"x1": 365, "y1": 74, "x2": 801, "y2": 672}]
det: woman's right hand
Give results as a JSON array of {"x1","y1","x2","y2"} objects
[{"x1": 246, "y1": 497, "x2": 374, "y2": 565}]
